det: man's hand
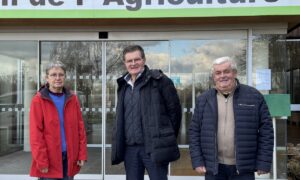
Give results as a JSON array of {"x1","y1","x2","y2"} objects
[
  {"x1": 257, "y1": 170, "x2": 268, "y2": 175},
  {"x1": 77, "y1": 160, "x2": 85, "y2": 167},
  {"x1": 195, "y1": 166, "x2": 206, "y2": 174},
  {"x1": 40, "y1": 167, "x2": 48, "y2": 173}
]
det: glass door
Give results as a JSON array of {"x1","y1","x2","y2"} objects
[
  {"x1": 41, "y1": 40, "x2": 172, "y2": 179},
  {"x1": 41, "y1": 39, "x2": 249, "y2": 179},
  {"x1": 0, "y1": 41, "x2": 38, "y2": 176},
  {"x1": 286, "y1": 39, "x2": 300, "y2": 180},
  {"x1": 41, "y1": 41, "x2": 103, "y2": 176}
]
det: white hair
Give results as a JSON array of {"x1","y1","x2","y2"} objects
[
  {"x1": 211, "y1": 56, "x2": 237, "y2": 73},
  {"x1": 46, "y1": 60, "x2": 66, "y2": 75}
]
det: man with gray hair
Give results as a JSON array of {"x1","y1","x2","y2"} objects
[
  {"x1": 189, "y1": 56, "x2": 274, "y2": 179},
  {"x1": 111, "y1": 45, "x2": 181, "y2": 180}
]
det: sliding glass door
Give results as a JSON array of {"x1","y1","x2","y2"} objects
[{"x1": 41, "y1": 42, "x2": 103, "y2": 175}]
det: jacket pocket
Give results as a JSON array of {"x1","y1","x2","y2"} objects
[
  {"x1": 153, "y1": 128, "x2": 176, "y2": 149},
  {"x1": 237, "y1": 103, "x2": 257, "y2": 122},
  {"x1": 151, "y1": 127, "x2": 180, "y2": 163}
]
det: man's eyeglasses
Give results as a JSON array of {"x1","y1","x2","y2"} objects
[
  {"x1": 124, "y1": 58, "x2": 143, "y2": 64},
  {"x1": 48, "y1": 73, "x2": 65, "y2": 78}
]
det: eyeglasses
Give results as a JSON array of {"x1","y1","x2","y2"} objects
[
  {"x1": 124, "y1": 58, "x2": 143, "y2": 64},
  {"x1": 48, "y1": 73, "x2": 65, "y2": 78}
]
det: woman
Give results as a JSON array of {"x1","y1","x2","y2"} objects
[{"x1": 29, "y1": 61, "x2": 87, "y2": 180}]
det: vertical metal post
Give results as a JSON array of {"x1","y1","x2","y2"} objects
[
  {"x1": 168, "y1": 41, "x2": 171, "y2": 177},
  {"x1": 17, "y1": 60, "x2": 23, "y2": 144},
  {"x1": 272, "y1": 117, "x2": 277, "y2": 180},
  {"x1": 102, "y1": 41, "x2": 107, "y2": 179}
]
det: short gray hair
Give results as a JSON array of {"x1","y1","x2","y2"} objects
[
  {"x1": 211, "y1": 56, "x2": 237, "y2": 73},
  {"x1": 46, "y1": 61, "x2": 66, "y2": 75}
]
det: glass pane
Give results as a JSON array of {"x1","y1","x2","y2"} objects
[
  {"x1": 105, "y1": 41, "x2": 170, "y2": 175},
  {"x1": 276, "y1": 119, "x2": 287, "y2": 179},
  {"x1": 170, "y1": 39, "x2": 247, "y2": 176},
  {"x1": 41, "y1": 41, "x2": 102, "y2": 174},
  {"x1": 253, "y1": 35, "x2": 288, "y2": 179},
  {"x1": 286, "y1": 41, "x2": 300, "y2": 104},
  {"x1": 291, "y1": 69, "x2": 300, "y2": 104},
  {"x1": 0, "y1": 41, "x2": 38, "y2": 174},
  {"x1": 287, "y1": 112, "x2": 300, "y2": 180},
  {"x1": 286, "y1": 40, "x2": 300, "y2": 180},
  {"x1": 171, "y1": 149, "x2": 198, "y2": 176},
  {"x1": 80, "y1": 147, "x2": 102, "y2": 174},
  {"x1": 253, "y1": 35, "x2": 287, "y2": 94}
]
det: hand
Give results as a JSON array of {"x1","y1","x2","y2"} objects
[
  {"x1": 257, "y1": 170, "x2": 268, "y2": 175},
  {"x1": 40, "y1": 167, "x2": 48, "y2": 173},
  {"x1": 77, "y1": 160, "x2": 85, "y2": 167},
  {"x1": 195, "y1": 166, "x2": 206, "y2": 174}
]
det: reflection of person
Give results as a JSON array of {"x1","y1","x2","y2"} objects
[
  {"x1": 111, "y1": 45, "x2": 182, "y2": 180},
  {"x1": 29, "y1": 61, "x2": 87, "y2": 180},
  {"x1": 189, "y1": 57, "x2": 274, "y2": 179}
]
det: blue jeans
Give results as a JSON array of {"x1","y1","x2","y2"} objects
[
  {"x1": 205, "y1": 164, "x2": 254, "y2": 180},
  {"x1": 124, "y1": 145, "x2": 168, "y2": 180},
  {"x1": 39, "y1": 152, "x2": 73, "y2": 180}
]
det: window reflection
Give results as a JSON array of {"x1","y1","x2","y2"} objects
[
  {"x1": 253, "y1": 35, "x2": 287, "y2": 94},
  {"x1": 41, "y1": 41, "x2": 103, "y2": 174},
  {"x1": 41, "y1": 42, "x2": 103, "y2": 145},
  {"x1": 287, "y1": 41, "x2": 300, "y2": 104},
  {"x1": 286, "y1": 40, "x2": 300, "y2": 180},
  {"x1": 170, "y1": 39, "x2": 247, "y2": 176},
  {"x1": 0, "y1": 41, "x2": 38, "y2": 174},
  {"x1": 253, "y1": 34, "x2": 288, "y2": 179},
  {"x1": 170, "y1": 39, "x2": 247, "y2": 146}
]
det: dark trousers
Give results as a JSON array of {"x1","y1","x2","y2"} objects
[
  {"x1": 39, "y1": 152, "x2": 73, "y2": 180},
  {"x1": 205, "y1": 164, "x2": 254, "y2": 180},
  {"x1": 124, "y1": 145, "x2": 168, "y2": 180}
]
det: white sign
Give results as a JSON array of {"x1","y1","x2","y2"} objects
[{"x1": 256, "y1": 69, "x2": 271, "y2": 91}]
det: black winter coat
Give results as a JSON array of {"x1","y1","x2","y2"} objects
[
  {"x1": 111, "y1": 66, "x2": 182, "y2": 165},
  {"x1": 189, "y1": 81, "x2": 274, "y2": 175}
]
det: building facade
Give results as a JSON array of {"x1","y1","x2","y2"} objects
[{"x1": 0, "y1": 1, "x2": 300, "y2": 179}]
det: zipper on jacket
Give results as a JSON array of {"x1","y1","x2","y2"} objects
[
  {"x1": 214, "y1": 94, "x2": 219, "y2": 175},
  {"x1": 222, "y1": 97, "x2": 228, "y2": 163},
  {"x1": 234, "y1": 98, "x2": 240, "y2": 175},
  {"x1": 235, "y1": 150, "x2": 240, "y2": 175},
  {"x1": 238, "y1": 103, "x2": 255, "y2": 107},
  {"x1": 214, "y1": 130, "x2": 218, "y2": 174}
]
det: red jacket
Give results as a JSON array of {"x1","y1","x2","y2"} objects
[{"x1": 30, "y1": 87, "x2": 87, "y2": 178}]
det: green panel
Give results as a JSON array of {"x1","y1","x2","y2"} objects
[
  {"x1": 264, "y1": 94, "x2": 291, "y2": 117},
  {"x1": 1, "y1": 6, "x2": 300, "y2": 18}
]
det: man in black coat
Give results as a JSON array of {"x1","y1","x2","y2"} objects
[
  {"x1": 189, "y1": 56, "x2": 274, "y2": 180},
  {"x1": 111, "y1": 45, "x2": 182, "y2": 180}
]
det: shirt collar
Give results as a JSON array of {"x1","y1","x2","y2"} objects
[{"x1": 124, "y1": 67, "x2": 145, "y2": 87}]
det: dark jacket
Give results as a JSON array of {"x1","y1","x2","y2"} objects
[
  {"x1": 189, "y1": 80, "x2": 274, "y2": 175},
  {"x1": 111, "y1": 65, "x2": 182, "y2": 165}
]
